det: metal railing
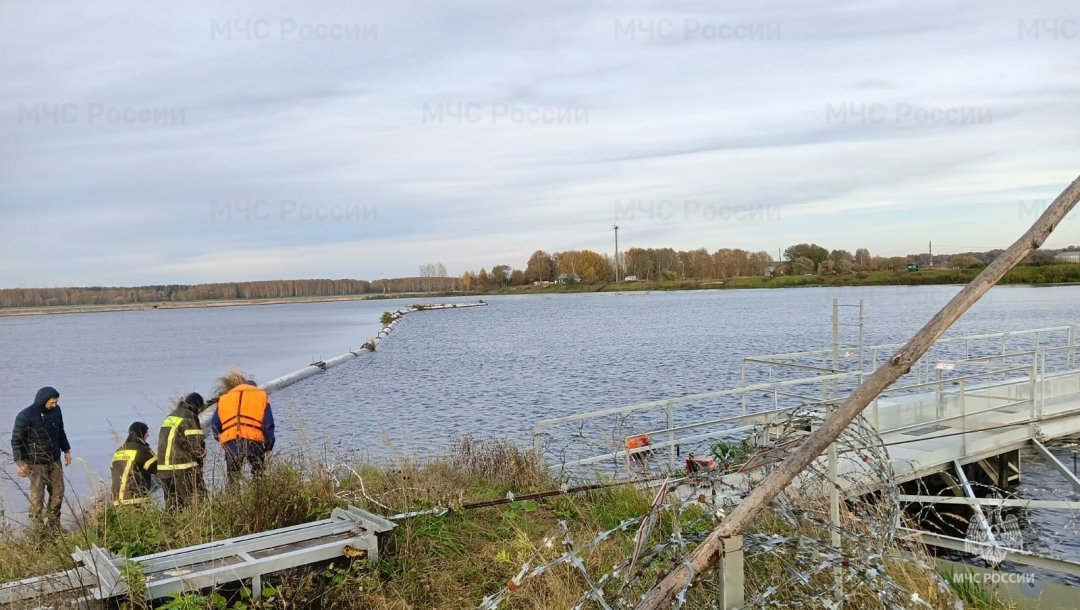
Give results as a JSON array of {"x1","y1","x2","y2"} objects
[{"x1": 535, "y1": 325, "x2": 1080, "y2": 477}]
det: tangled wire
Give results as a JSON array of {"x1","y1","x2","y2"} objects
[{"x1": 500, "y1": 407, "x2": 965, "y2": 609}]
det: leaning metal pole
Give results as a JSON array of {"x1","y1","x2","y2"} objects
[{"x1": 634, "y1": 173, "x2": 1080, "y2": 609}]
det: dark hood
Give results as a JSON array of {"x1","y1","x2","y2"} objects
[
  {"x1": 127, "y1": 421, "x2": 149, "y2": 444},
  {"x1": 182, "y1": 392, "x2": 205, "y2": 415},
  {"x1": 33, "y1": 386, "x2": 59, "y2": 410}
]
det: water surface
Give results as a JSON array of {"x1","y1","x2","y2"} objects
[{"x1": 2, "y1": 286, "x2": 1079, "y2": 570}]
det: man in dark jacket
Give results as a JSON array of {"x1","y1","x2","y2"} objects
[
  {"x1": 156, "y1": 393, "x2": 206, "y2": 509},
  {"x1": 10, "y1": 386, "x2": 72, "y2": 530},
  {"x1": 111, "y1": 422, "x2": 157, "y2": 506}
]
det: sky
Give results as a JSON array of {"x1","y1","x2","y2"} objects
[{"x1": 1, "y1": 0, "x2": 1079, "y2": 288}]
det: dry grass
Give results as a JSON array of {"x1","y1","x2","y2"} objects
[
  {"x1": 0, "y1": 438, "x2": 1001, "y2": 609},
  {"x1": 212, "y1": 367, "x2": 252, "y2": 398}
]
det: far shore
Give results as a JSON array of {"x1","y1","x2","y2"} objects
[
  {"x1": 0, "y1": 293, "x2": 442, "y2": 317},
  {"x1": 4, "y1": 265, "x2": 1079, "y2": 317}
]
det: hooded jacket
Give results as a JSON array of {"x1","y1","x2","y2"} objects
[
  {"x1": 111, "y1": 424, "x2": 157, "y2": 505},
  {"x1": 156, "y1": 398, "x2": 206, "y2": 477},
  {"x1": 11, "y1": 387, "x2": 70, "y2": 465}
]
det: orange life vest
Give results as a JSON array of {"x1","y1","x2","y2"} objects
[
  {"x1": 627, "y1": 436, "x2": 650, "y2": 450},
  {"x1": 217, "y1": 384, "x2": 268, "y2": 445}
]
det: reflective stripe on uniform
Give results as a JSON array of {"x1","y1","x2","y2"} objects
[
  {"x1": 113, "y1": 496, "x2": 149, "y2": 506},
  {"x1": 143, "y1": 456, "x2": 157, "y2": 470},
  {"x1": 162, "y1": 415, "x2": 184, "y2": 467},
  {"x1": 112, "y1": 449, "x2": 137, "y2": 504},
  {"x1": 157, "y1": 462, "x2": 196, "y2": 471},
  {"x1": 113, "y1": 449, "x2": 137, "y2": 461}
]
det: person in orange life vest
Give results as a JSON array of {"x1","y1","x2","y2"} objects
[
  {"x1": 627, "y1": 435, "x2": 651, "y2": 467},
  {"x1": 211, "y1": 372, "x2": 275, "y2": 483}
]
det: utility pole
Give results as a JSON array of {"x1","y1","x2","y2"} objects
[
  {"x1": 929, "y1": 241, "x2": 933, "y2": 268},
  {"x1": 613, "y1": 223, "x2": 620, "y2": 282}
]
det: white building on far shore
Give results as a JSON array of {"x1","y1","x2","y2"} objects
[{"x1": 1055, "y1": 251, "x2": 1080, "y2": 263}]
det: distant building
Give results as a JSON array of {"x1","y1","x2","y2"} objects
[
  {"x1": 1055, "y1": 251, "x2": 1080, "y2": 263},
  {"x1": 764, "y1": 267, "x2": 774, "y2": 278},
  {"x1": 555, "y1": 273, "x2": 581, "y2": 285}
]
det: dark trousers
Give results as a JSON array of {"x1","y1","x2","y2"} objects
[
  {"x1": 27, "y1": 461, "x2": 64, "y2": 528},
  {"x1": 224, "y1": 439, "x2": 266, "y2": 483},
  {"x1": 160, "y1": 467, "x2": 202, "y2": 509}
]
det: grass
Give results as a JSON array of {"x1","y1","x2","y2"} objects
[
  {"x1": 0, "y1": 437, "x2": 1015, "y2": 609},
  {"x1": 940, "y1": 565, "x2": 999, "y2": 610}
]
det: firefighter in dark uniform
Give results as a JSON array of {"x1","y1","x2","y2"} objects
[
  {"x1": 110, "y1": 421, "x2": 157, "y2": 506},
  {"x1": 156, "y1": 392, "x2": 207, "y2": 508}
]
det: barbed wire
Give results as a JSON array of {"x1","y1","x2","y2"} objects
[{"x1": 492, "y1": 407, "x2": 970, "y2": 609}]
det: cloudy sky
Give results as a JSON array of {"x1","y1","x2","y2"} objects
[{"x1": 1, "y1": 0, "x2": 1078, "y2": 288}]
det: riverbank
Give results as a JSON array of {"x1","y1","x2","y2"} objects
[
  {"x1": 0, "y1": 438, "x2": 1001, "y2": 610},
  {"x1": 0, "y1": 292, "x2": 460, "y2": 317},
  {"x1": 4, "y1": 264, "x2": 1078, "y2": 316},
  {"x1": 526, "y1": 263, "x2": 1080, "y2": 294}
]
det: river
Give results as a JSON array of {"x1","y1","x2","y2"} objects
[{"x1": 2, "y1": 285, "x2": 1079, "y2": 582}]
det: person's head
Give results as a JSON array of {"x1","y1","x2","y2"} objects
[
  {"x1": 183, "y1": 392, "x2": 206, "y2": 413},
  {"x1": 214, "y1": 368, "x2": 252, "y2": 397},
  {"x1": 128, "y1": 421, "x2": 149, "y2": 442},
  {"x1": 34, "y1": 387, "x2": 60, "y2": 410}
]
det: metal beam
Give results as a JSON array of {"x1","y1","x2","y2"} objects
[
  {"x1": 1030, "y1": 439, "x2": 1080, "y2": 494},
  {"x1": 898, "y1": 495, "x2": 1080, "y2": 510},
  {"x1": 0, "y1": 567, "x2": 94, "y2": 605},
  {"x1": 952, "y1": 459, "x2": 997, "y2": 549},
  {"x1": 534, "y1": 372, "x2": 858, "y2": 427},
  {"x1": 85, "y1": 519, "x2": 354, "y2": 575},
  {"x1": 140, "y1": 534, "x2": 365, "y2": 600},
  {"x1": 901, "y1": 528, "x2": 1080, "y2": 579},
  {"x1": 3, "y1": 506, "x2": 394, "y2": 605}
]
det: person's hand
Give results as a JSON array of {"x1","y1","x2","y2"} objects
[
  {"x1": 16, "y1": 464, "x2": 28, "y2": 478},
  {"x1": 64, "y1": 452, "x2": 72, "y2": 466},
  {"x1": 264, "y1": 450, "x2": 273, "y2": 460}
]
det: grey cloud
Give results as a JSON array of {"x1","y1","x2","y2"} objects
[{"x1": 1, "y1": 0, "x2": 1078, "y2": 287}]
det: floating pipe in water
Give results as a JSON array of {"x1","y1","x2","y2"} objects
[{"x1": 199, "y1": 301, "x2": 487, "y2": 424}]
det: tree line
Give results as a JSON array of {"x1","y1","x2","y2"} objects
[
  {"x1": 459, "y1": 247, "x2": 776, "y2": 288},
  {"x1": 459, "y1": 243, "x2": 1079, "y2": 288},
  {"x1": 2, "y1": 243, "x2": 1076, "y2": 308},
  {"x1": 781, "y1": 243, "x2": 1078, "y2": 276}
]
